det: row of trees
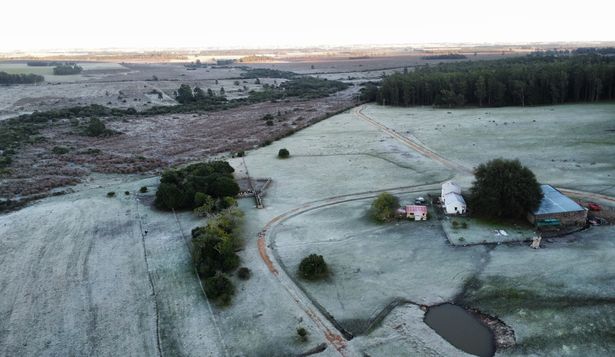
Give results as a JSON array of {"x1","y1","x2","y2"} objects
[
  {"x1": 0, "y1": 71, "x2": 44, "y2": 85},
  {"x1": 175, "y1": 84, "x2": 227, "y2": 104},
  {"x1": 191, "y1": 208, "x2": 244, "y2": 306},
  {"x1": 370, "y1": 54, "x2": 615, "y2": 107}
]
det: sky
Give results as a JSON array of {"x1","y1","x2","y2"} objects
[{"x1": 1, "y1": 0, "x2": 614, "y2": 52}]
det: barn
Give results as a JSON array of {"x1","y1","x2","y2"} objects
[
  {"x1": 441, "y1": 181, "x2": 467, "y2": 215},
  {"x1": 527, "y1": 185, "x2": 588, "y2": 227}
]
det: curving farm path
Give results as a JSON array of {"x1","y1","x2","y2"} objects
[{"x1": 256, "y1": 104, "x2": 615, "y2": 356}]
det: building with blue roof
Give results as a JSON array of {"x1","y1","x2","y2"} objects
[{"x1": 527, "y1": 185, "x2": 588, "y2": 227}]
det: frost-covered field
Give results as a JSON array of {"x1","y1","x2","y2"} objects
[
  {"x1": 1, "y1": 102, "x2": 614, "y2": 356},
  {"x1": 362, "y1": 103, "x2": 615, "y2": 195}
]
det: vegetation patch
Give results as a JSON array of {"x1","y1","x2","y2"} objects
[
  {"x1": 373, "y1": 54, "x2": 615, "y2": 107},
  {"x1": 469, "y1": 158, "x2": 542, "y2": 219},
  {"x1": 298, "y1": 254, "x2": 329, "y2": 281},
  {"x1": 0, "y1": 71, "x2": 44, "y2": 85},
  {"x1": 277, "y1": 148, "x2": 290, "y2": 159},
  {"x1": 192, "y1": 208, "x2": 244, "y2": 306},
  {"x1": 154, "y1": 161, "x2": 239, "y2": 211},
  {"x1": 53, "y1": 63, "x2": 83, "y2": 75},
  {"x1": 370, "y1": 192, "x2": 400, "y2": 223}
]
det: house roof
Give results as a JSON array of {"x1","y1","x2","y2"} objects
[
  {"x1": 533, "y1": 185, "x2": 585, "y2": 215},
  {"x1": 444, "y1": 192, "x2": 466, "y2": 206},
  {"x1": 442, "y1": 181, "x2": 461, "y2": 195},
  {"x1": 405, "y1": 205, "x2": 428, "y2": 213}
]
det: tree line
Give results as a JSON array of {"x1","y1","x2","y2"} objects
[
  {"x1": 368, "y1": 54, "x2": 615, "y2": 107},
  {"x1": 53, "y1": 64, "x2": 83, "y2": 75},
  {"x1": 0, "y1": 71, "x2": 44, "y2": 85}
]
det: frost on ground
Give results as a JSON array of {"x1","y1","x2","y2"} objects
[
  {"x1": 362, "y1": 104, "x2": 615, "y2": 195},
  {"x1": 458, "y1": 226, "x2": 615, "y2": 356},
  {"x1": 352, "y1": 304, "x2": 473, "y2": 356},
  {"x1": 274, "y1": 197, "x2": 487, "y2": 335}
]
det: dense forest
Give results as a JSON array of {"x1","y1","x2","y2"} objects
[
  {"x1": 0, "y1": 71, "x2": 44, "y2": 85},
  {"x1": 368, "y1": 54, "x2": 615, "y2": 107}
]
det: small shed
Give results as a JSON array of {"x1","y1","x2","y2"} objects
[
  {"x1": 443, "y1": 192, "x2": 467, "y2": 215},
  {"x1": 527, "y1": 185, "x2": 587, "y2": 227},
  {"x1": 405, "y1": 205, "x2": 428, "y2": 221}
]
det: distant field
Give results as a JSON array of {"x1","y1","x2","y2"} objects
[{"x1": 0, "y1": 62, "x2": 130, "y2": 82}]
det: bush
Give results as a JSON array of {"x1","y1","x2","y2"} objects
[
  {"x1": 203, "y1": 273, "x2": 235, "y2": 306},
  {"x1": 278, "y1": 148, "x2": 290, "y2": 159},
  {"x1": 236, "y1": 150, "x2": 245, "y2": 157},
  {"x1": 51, "y1": 146, "x2": 69, "y2": 155},
  {"x1": 266, "y1": 119, "x2": 274, "y2": 126},
  {"x1": 139, "y1": 186, "x2": 148, "y2": 193},
  {"x1": 85, "y1": 118, "x2": 113, "y2": 137},
  {"x1": 452, "y1": 220, "x2": 460, "y2": 228},
  {"x1": 297, "y1": 327, "x2": 308, "y2": 342},
  {"x1": 124, "y1": 191, "x2": 130, "y2": 196},
  {"x1": 469, "y1": 158, "x2": 543, "y2": 219},
  {"x1": 107, "y1": 192, "x2": 115, "y2": 197},
  {"x1": 370, "y1": 192, "x2": 400, "y2": 223},
  {"x1": 298, "y1": 254, "x2": 328, "y2": 280},
  {"x1": 461, "y1": 222, "x2": 468, "y2": 229},
  {"x1": 237, "y1": 267, "x2": 251, "y2": 280}
]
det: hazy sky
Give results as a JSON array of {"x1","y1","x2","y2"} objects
[{"x1": 2, "y1": 0, "x2": 614, "y2": 51}]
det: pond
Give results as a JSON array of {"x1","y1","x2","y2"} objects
[{"x1": 424, "y1": 303, "x2": 495, "y2": 357}]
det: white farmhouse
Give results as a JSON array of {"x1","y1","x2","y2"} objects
[{"x1": 441, "y1": 181, "x2": 467, "y2": 215}]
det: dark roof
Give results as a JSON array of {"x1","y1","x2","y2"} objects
[{"x1": 533, "y1": 185, "x2": 585, "y2": 215}]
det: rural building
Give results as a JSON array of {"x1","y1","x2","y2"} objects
[
  {"x1": 441, "y1": 181, "x2": 467, "y2": 215},
  {"x1": 405, "y1": 205, "x2": 428, "y2": 220},
  {"x1": 527, "y1": 185, "x2": 588, "y2": 227}
]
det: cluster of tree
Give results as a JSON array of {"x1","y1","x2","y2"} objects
[
  {"x1": 0, "y1": 71, "x2": 44, "y2": 85},
  {"x1": 573, "y1": 47, "x2": 615, "y2": 55},
  {"x1": 298, "y1": 254, "x2": 329, "y2": 280},
  {"x1": 154, "y1": 161, "x2": 240, "y2": 211},
  {"x1": 421, "y1": 53, "x2": 467, "y2": 60},
  {"x1": 26, "y1": 61, "x2": 62, "y2": 67},
  {"x1": 371, "y1": 54, "x2": 615, "y2": 107},
  {"x1": 238, "y1": 55, "x2": 275, "y2": 63},
  {"x1": 175, "y1": 84, "x2": 227, "y2": 104},
  {"x1": 239, "y1": 68, "x2": 297, "y2": 79},
  {"x1": 191, "y1": 208, "x2": 244, "y2": 305},
  {"x1": 248, "y1": 77, "x2": 349, "y2": 101},
  {"x1": 53, "y1": 64, "x2": 83, "y2": 75},
  {"x1": 469, "y1": 158, "x2": 543, "y2": 219},
  {"x1": 370, "y1": 192, "x2": 400, "y2": 223}
]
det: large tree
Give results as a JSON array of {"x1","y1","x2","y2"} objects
[{"x1": 469, "y1": 159, "x2": 543, "y2": 219}]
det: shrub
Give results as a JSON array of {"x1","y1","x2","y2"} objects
[
  {"x1": 297, "y1": 327, "x2": 308, "y2": 342},
  {"x1": 278, "y1": 148, "x2": 290, "y2": 159},
  {"x1": 236, "y1": 150, "x2": 245, "y2": 157},
  {"x1": 203, "y1": 273, "x2": 235, "y2": 306},
  {"x1": 237, "y1": 267, "x2": 251, "y2": 280},
  {"x1": 298, "y1": 254, "x2": 328, "y2": 280},
  {"x1": 124, "y1": 191, "x2": 130, "y2": 196},
  {"x1": 370, "y1": 192, "x2": 400, "y2": 223},
  {"x1": 139, "y1": 186, "x2": 148, "y2": 193},
  {"x1": 266, "y1": 120, "x2": 274, "y2": 126},
  {"x1": 51, "y1": 146, "x2": 69, "y2": 155},
  {"x1": 452, "y1": 220, "x2": 460, "y2": 228},
  {"x1": 107, "y1": 191, "x2": 115, "y2": 197},
  {"x1": 461, "y1": 222, "x2": 468, "y2": 229},
  {"x1": 85, "y1": 118, "x2": 110, "y2": 137}
]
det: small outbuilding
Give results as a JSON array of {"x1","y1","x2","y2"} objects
[
  {"x1": 405, "y1": 205, "x2": 428, "y2": 220},
  {"x1": 527, "y1": 185, "x2": 588, "y2": 227},
  {"x1": 441, "y1": 181, "x2": 467, "y2": 215}
]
